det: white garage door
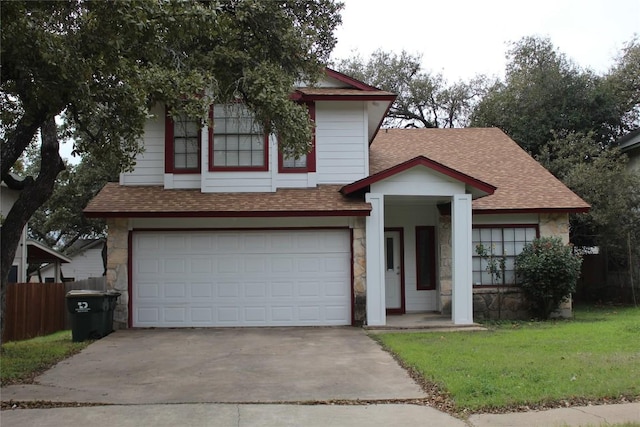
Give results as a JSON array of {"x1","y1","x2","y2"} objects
[{"x1": 132, "y1": 229, "x2": 351, "y2": 327}]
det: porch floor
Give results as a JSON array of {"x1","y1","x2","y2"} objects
[{"x1": 364, "y1": 312, "x2": 486, "y2": 333}]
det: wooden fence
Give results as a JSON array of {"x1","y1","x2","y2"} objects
[{"x1": 2, "y1": 277, "x2": 107, "y2": 343}]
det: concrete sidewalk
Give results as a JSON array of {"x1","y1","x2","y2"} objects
[
  {"x1": 1, "y1": 402, "x2": 638, "y2": 427},
  {"x1": 470, "y1": 402, "x2": 640, "y2": 427},
  {"x1": 0, "y1": 403, "x2": 467, "y2": 427}
]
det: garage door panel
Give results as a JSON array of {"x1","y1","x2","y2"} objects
[
  {"x1": 133, "y1": 230, "x2": 351, "y2": 327},
  {"x1": 191, "y1": 307, "x2": 213, "y2": 322}
]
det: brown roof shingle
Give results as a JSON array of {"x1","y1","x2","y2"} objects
[
  {"x1": 370, "y1": 128, "x2": 589, "y2": 212},
  {"x1": 85, "y1": 184, "x2": 370, "y2": 218}
]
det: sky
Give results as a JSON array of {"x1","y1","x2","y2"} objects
[
  {"x1": 330, "y1": 0, "x2": 640, "y2": 80},
  {"x1": 60, "y1": 0, "x2": 639, "y2": 163}
]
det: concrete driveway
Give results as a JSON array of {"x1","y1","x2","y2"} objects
[{"x1": 2, "y1": 328, "x2": 426, "y2": 405}]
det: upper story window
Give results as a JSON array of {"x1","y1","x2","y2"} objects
[
  {"x1": 210, "y1": 104, "x2": 268, "y2": 171},
  {"x1": 472, "y1": 225, "x2": 538, "y2": 287},
  {"x1": 279, "y1": 102, "x2": 316, "y2": 173},
  {"x1": 165, "y1": 109, "x2": 203, "y2": 173}
]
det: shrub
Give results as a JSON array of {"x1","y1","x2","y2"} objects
[{"x1": 515, "y1": 237, "x2": 582, "y2": 319}]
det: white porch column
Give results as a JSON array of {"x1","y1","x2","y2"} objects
[
  {"x1": 452, "y1": 194, "x2": 473, "y2": 325},
  {"x1": 365, "y1": 193, "x2": 385, "y2": 326}
]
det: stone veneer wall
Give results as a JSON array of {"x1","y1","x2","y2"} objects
[
  {"x1": 352, "y1": 217, "x2": 366, "y2": 325},
  {"x1": 438, "y1": 215, "x2": 453, "y2": 314},
  {"x1": 105, "y1": 218, "x2": 129, "y2": 329},
  {"x1": 539, "y1": 212, "x2": 572, "y2": 318},
  {"x1": 439, "y1": 212, "x2": 573, "y2": 320}
]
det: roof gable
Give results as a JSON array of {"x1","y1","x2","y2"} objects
[
  {"x1": 341, "y1": 156, "x2": 496, "y2": 196},
  {"x1": 367, "y1": 128, "x2": 589, "y2": 213}
]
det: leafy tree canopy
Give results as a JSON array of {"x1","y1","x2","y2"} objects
[
  {"x1": 471, "y1": 36, "x2": 639, "y2": 156},
  {"x1": 537, "y1": 131, "x2": 640, "y2": 266},
  {"x1": 0, "y1": 0, "x2": 343, "y2": 339},
  {"x1": 336, "y1": 49, "x2": 487, "y2": 128}
]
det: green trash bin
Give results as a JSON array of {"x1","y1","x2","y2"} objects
[{"x1": 66, "y1": 290, "x2": 121, "y2": 342}]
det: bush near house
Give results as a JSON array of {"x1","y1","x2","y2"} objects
[{"x1": 516, "y1": 237, "x2": 583, "y2": 319}]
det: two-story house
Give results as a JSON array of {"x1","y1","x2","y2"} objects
[{"x1": 85, "y1": 69, "x2": 589, "y2": 329}]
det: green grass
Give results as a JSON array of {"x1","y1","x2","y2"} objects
[
  {"x1": 376, "y1": 306, "x2": 640, "y2": 411},
  {"x1": 1, "y1": 331, "x2": 90, "y2": 385}
]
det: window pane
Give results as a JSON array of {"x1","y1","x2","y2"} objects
[
  {"x1": 481, "y1": 270, "x2": 492, "y2": 284},
  {"x1": 226, "y1": 135, "x2": 239, "y2": 151},
  {"x1": 213, "y1": 135, "x2": 226, "y2": 150},
  {"x1": 480, "y1": 228, "x2": 491, "y2": 241},
  {"x1": 503, "y1": 228, "x2": 515, "y2": 241},
  {"x1": 174, "y1": 139, "x2": 187, "y2": 154},
  {"x1": 174, "y1": 154, "x2": 186, "y2": 168},
  {"x1": 213, "y1": 150, "x2": 226, "y2": 166},
  {"x1": 238, "y1": 151, "x2": 252, "y2": 166},
  {"x1": 283, "y1": 153, "x2": 307, "y2": 168},
  {"x1": 473, "y1": 272, "x2": 482, "y2": 286},
  {"x1": 514, "y1": 228, "x2": 526, "y2": 241},
  {"x1": 505, "y1": 257, "x2": 516, "y2": 271},
  {"x1": 491, "y1": 228, "x2": 502, "y2": 241},
  {"x1": 472, "y1": 228, "x2": 480, "y2": 240},
  {"x1": 526, "y1": 228, "x2": 537, "y2": 241},
  {"x1": 504, "y1": 241, "x2": 515, "y2": 256},
  {"x1": 493, "y1": 242, "x2": 503, "y2": 255},
  {"x1": 239, "y1": 135, "x2": 253, "y2": 150},
  {"x1": 173, "y1": 114, "x2": 199, "y2": 170},
  {"x1": 186, "y1": 153, "x2": 198, "y2": 169},
  {"x1": 252, "y1": 151, "x2": 264, "y2": 166},
  {"x1": 252, "y1": 136, "x2": 263, "y2": 150},
  {"x1": 386, "y1": 238, "x2": 394, "y2": 270},
  {"x1": 226, "y1": 151, "x2": 238, "y2": 166}
]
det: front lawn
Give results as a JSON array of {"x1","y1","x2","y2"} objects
[
  {"x1": 376, "y1": 306, "x2": 640, "y2": 411},
  {"x1": 1, "y1": 331, "x2": 90, "y2": 385}
]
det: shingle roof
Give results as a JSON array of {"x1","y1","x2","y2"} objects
[
  {"x1": 85, "y1": 184, "x2": 370, "y2": 218},
  {"x1": 86, "y1": 128, "x2": 588, "y2": 217},
  {"x1": 369, "y1": 128, "x2": 589, "y2": 212}
]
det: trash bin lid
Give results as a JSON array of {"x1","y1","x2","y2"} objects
[{"x1": 66, "y1": 290, "x2": 107, "y2": 297}]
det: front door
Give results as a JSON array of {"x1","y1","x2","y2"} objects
[{"x1": 384, "y1": 230, "x2": 404, "y2": 314}]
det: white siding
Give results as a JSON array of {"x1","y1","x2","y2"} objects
[
  {"x1": 165, "y1": 174, "x2": 201, "y2": 190},
  {"x1": 121, "y1": 99, "x2": 372, "y2": 192},
  {"x1": 59, "y1": 248, "x2": 104, "y2": 281},
  {"x1": 120, "y1": 104, "x2": 165, "y2": 186},
  {"x1": 315, "y1": 101, "x2": 368, "y2": 184},
  {"x1": 371, "y1": 168, "x2": 466, "y2": 196},
  {"x1": 38, "y1": 246, "x2": 104, "y2": 281},
  {"x1": 385, "y1": 202, "x2": 439, "y2": 312}
]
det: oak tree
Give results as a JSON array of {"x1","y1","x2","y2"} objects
[{"x1": 0, "y1": 0, "x2": 343, "y2": 339}]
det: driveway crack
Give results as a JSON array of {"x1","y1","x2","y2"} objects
[{"x1": 236, "y1": 404, "x2": 241, "y2": 427}]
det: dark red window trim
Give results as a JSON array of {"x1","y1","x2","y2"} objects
[
  {"x1": 415, "y1": 226, "x2": 436, "y2": 291},
  {"x1": 164, "y1": 106, "x2": 204, "y2": 174},
  {"x1": 208, "y1": 104, "x2": 269, "y2": 172},
  {"x1": 278, "y1": 102, "x2": 316, "y2": 173}
]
